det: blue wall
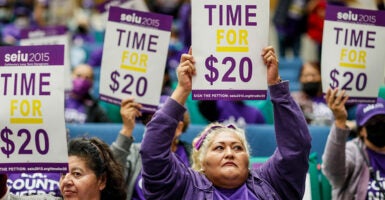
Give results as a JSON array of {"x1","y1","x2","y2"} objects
[{"x1": 66, "y1": 123, "x2": 330, "y2": 162}]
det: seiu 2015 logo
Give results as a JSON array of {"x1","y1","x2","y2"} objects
[
  {"x1": 120, "y1": 13, "x2": 160, "y2": 27},
  {"x1": 4, "y1": 50, "x2": 49, "y2": 63},
  {"x1": 337, "y1": 10, "x2": 376, "y2": 24},
  {"x1": 120, "y1": 13, "x2": 142, "y2": 24}
]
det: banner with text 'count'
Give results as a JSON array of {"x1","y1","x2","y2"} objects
[
  {"x1": 99, "y1": 6, "x2": 172, "y2": 113},
  {"x1": 192, "y1": 0, "x2": 270, "y2": 100},
  {"x1": 321, "y1": 5, "x2": 385, "y2": 104},
  {"x1": 0, "y1": 45, "x2": 68, "y2": 173}
]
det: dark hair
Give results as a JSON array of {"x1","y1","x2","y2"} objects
[
  {"x1": 68, "y1": 137, "x2": 127, "y2": 200},
  {"x1": 298, "y1": 61, "x2": 321, "y2": 79}
]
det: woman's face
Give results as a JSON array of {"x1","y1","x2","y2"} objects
[
  {"x1": 60, "y1": 156, "x2": 106, "y2": 200},
  {"x1": 202, "y1": 131, "x2": 249, "y2": 189},
  {"x1": 300, "y1": 63, "x2": 321, "y2": 83}
]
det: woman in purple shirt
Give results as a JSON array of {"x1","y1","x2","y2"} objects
[{"x1": 140, "y1": 46, "x2": 311, "y2": 199}]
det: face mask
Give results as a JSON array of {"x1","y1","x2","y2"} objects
[
  {"x1": 77, "y1": 25, "x2": 88, "y2": 34},
  {"x1": 72, "y1": 78, "x2": 92, "y2": 97},
  {"x1": 302, "y1": 82, "x2": 321, "y2": 97},
  {"x1": 366, "y1": 123, "x2": 385, "y2": 148}
]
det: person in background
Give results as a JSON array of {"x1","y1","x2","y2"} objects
[
  {"x1": 305, "y1": 0, "x2": 326, "y2": 62},
  {"x1": 1, "y1": 4, "x2": 32, "y2": 45},
  {"x1": 273, "y1": 0, "x2": 308, "y2": 59},
  {"x1": 140, "y1": 46, "x2": 311, "y2": 199},
  {"x1": 322, "y1": 88, "x2": 385, "y2": 199},
  {"x1": 60, "y1": 137, "x2": 127, "y2": 200},
  {"x1": 292, "y1": 61, "x2": 334, "y2": 125},
  {"x1": 65, "y1": 63, "x2": 109, "y2": 123},
  {"x1": 110, "y1": 95, "x2": 191, "y2": 200}
]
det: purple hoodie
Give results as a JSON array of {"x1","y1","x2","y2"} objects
[{"x1": 140, "y1": 81, "x2": 311, "y2": 200}]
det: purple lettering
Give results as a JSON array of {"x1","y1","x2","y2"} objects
[
  {"x1": 204, "y1": 4, "x2": 257, "y2": 26},
  {"x1": 351, "y1": 30, "x2": 363, "y2": 47},
  {"x1": 116, "y1": 28, "x2": 126, "y2": 46},
  {"x1": 21, "y1": 73, "x2": 35, "y2": 95},
  {"x1": 14, "y1": 73, "x2": 17, "y2": 95},
  {"x1": 366, "y1": 31, "x2": 375, "y2": 48},
  {"x1": 334, "y1": 27, "x2": 376, "y2": 48},
  {"x1": 245, "y1": 5, "x2": 257, "y2": 26},
  {"x1": 148, "y1": 35, "x2": 158, "y2": 52},
  {"x1": 132, "y1": 32, "x2": 145, "y2": 50},
  {"x1": 227, "y1": 5, "x2": 241, "y2": 25},
  {"x1": 1, "y1": 73, "x2": 11, "y2": 95},
  {"x1": 0, "y1": 73, "x2": 51, "y2": 96},
  {"x1": 204, "y1": 5, "x2": 216, "y2": 25},
  {"x1": 39, "y1": 73, "x2": 50, "y2": 95},
  {"x1": 115, "y1": 29, "x2": 158, "y2": 51},
  {"x1": 334, "y1": 27, "x2": 343, "y2": 45}
]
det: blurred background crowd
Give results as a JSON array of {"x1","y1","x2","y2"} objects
[{"x1": 0, "y1": 0, "x2": 384, "y2": 128}]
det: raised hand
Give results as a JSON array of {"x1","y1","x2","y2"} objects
[
  {"x1": 325, "y1": 88, "x2": 349, "y2": 128},
  {"x1": 261, "y1": 46, "x2": 280, "y2": 86},
  {"x1": 172, "y1": 47, "x2": 196, "y2": 105},
  {"x1": 120, "y1": 98, "x2": 142, "y2": 136}
]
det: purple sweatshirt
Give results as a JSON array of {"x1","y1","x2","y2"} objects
[{"x1": 140, "y1": 81, "x2": 311, "y2": 200}]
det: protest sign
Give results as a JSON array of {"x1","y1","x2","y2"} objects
[
  {"x1": 96, "y1": 0, "x2": 149, "y2": 30},
  {"x1": 20, "y1": 26, "x2": 72, "y2": 91},
  {"x1": 191, "y1": 0, "x2": 270, "y2": 100},
  {"x1": 99, "y1": 6, "x2": 172, "y2": 112},
  {"x1": 321, "y1": 5, "x2": 385, "y2": 104},
  {"x1": 0, "y1": 45, "x2": 68, "y2": 173}
]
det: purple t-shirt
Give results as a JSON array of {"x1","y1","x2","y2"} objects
[
  {"x1": 366, "y1": 148, "x2": 385, "y2": 199},
  {"x1": 214, "y1": 183, "x2": 259, "y2": 200},
  {"x1": 65, "y1": 97, "x2": 87, "y2": 123},
  {"x1": 7, "y1": 173, "x2": 61, "y2": 197}
]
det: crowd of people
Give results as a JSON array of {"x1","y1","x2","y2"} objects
[{"x1": 1, "y1": 0, "x2": 385, "y2": 199}]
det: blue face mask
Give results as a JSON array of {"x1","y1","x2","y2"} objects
[
  {"x1": 72, "y1": 78, "x2": 92, "y2": 97},
  {"x1": 366, "y1": 123, "x2": 385, "y2": 148}
]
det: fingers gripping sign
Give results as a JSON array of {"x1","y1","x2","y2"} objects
[
  {"x1": 177, "y1": 47, "x2": 196, "y2": 91},
  {"x1": 325, "y1": 88, "x2": 349, "y2": 128},
  {"x1": 261, "y1": 46, "x2": 280, "y2": 86}
]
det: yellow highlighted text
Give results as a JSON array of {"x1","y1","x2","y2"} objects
[{"x1": 121, "y1": 50, "x2": 148, "y2": 73}]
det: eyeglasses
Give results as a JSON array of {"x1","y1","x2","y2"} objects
[{"x1": 194, "y1": 124, "x2": 236, "y2": 150}]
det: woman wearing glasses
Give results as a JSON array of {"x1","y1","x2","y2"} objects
[{"x1": 140, "y1": 46, "x2": 311, "y2": 200}]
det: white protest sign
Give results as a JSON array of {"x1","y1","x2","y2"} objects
[
  {"x1": 19, "y1": 26, "x2": 72, "y2": 91},
  {"x1": 99, "y1": 6, "x2": 172, "y2": 112},
  {"x1": 0, "y1": 45, "x2": 68, "y2": 173},
  {"x1": 191, "y1": 0, "x2": 270, "y2": 100},
  {"x1": 96, "y1": 0, "x2": 150, "y2": 31},
  {"x1": 321, "y1": 5, "x2": 385, "y2": 104}
]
